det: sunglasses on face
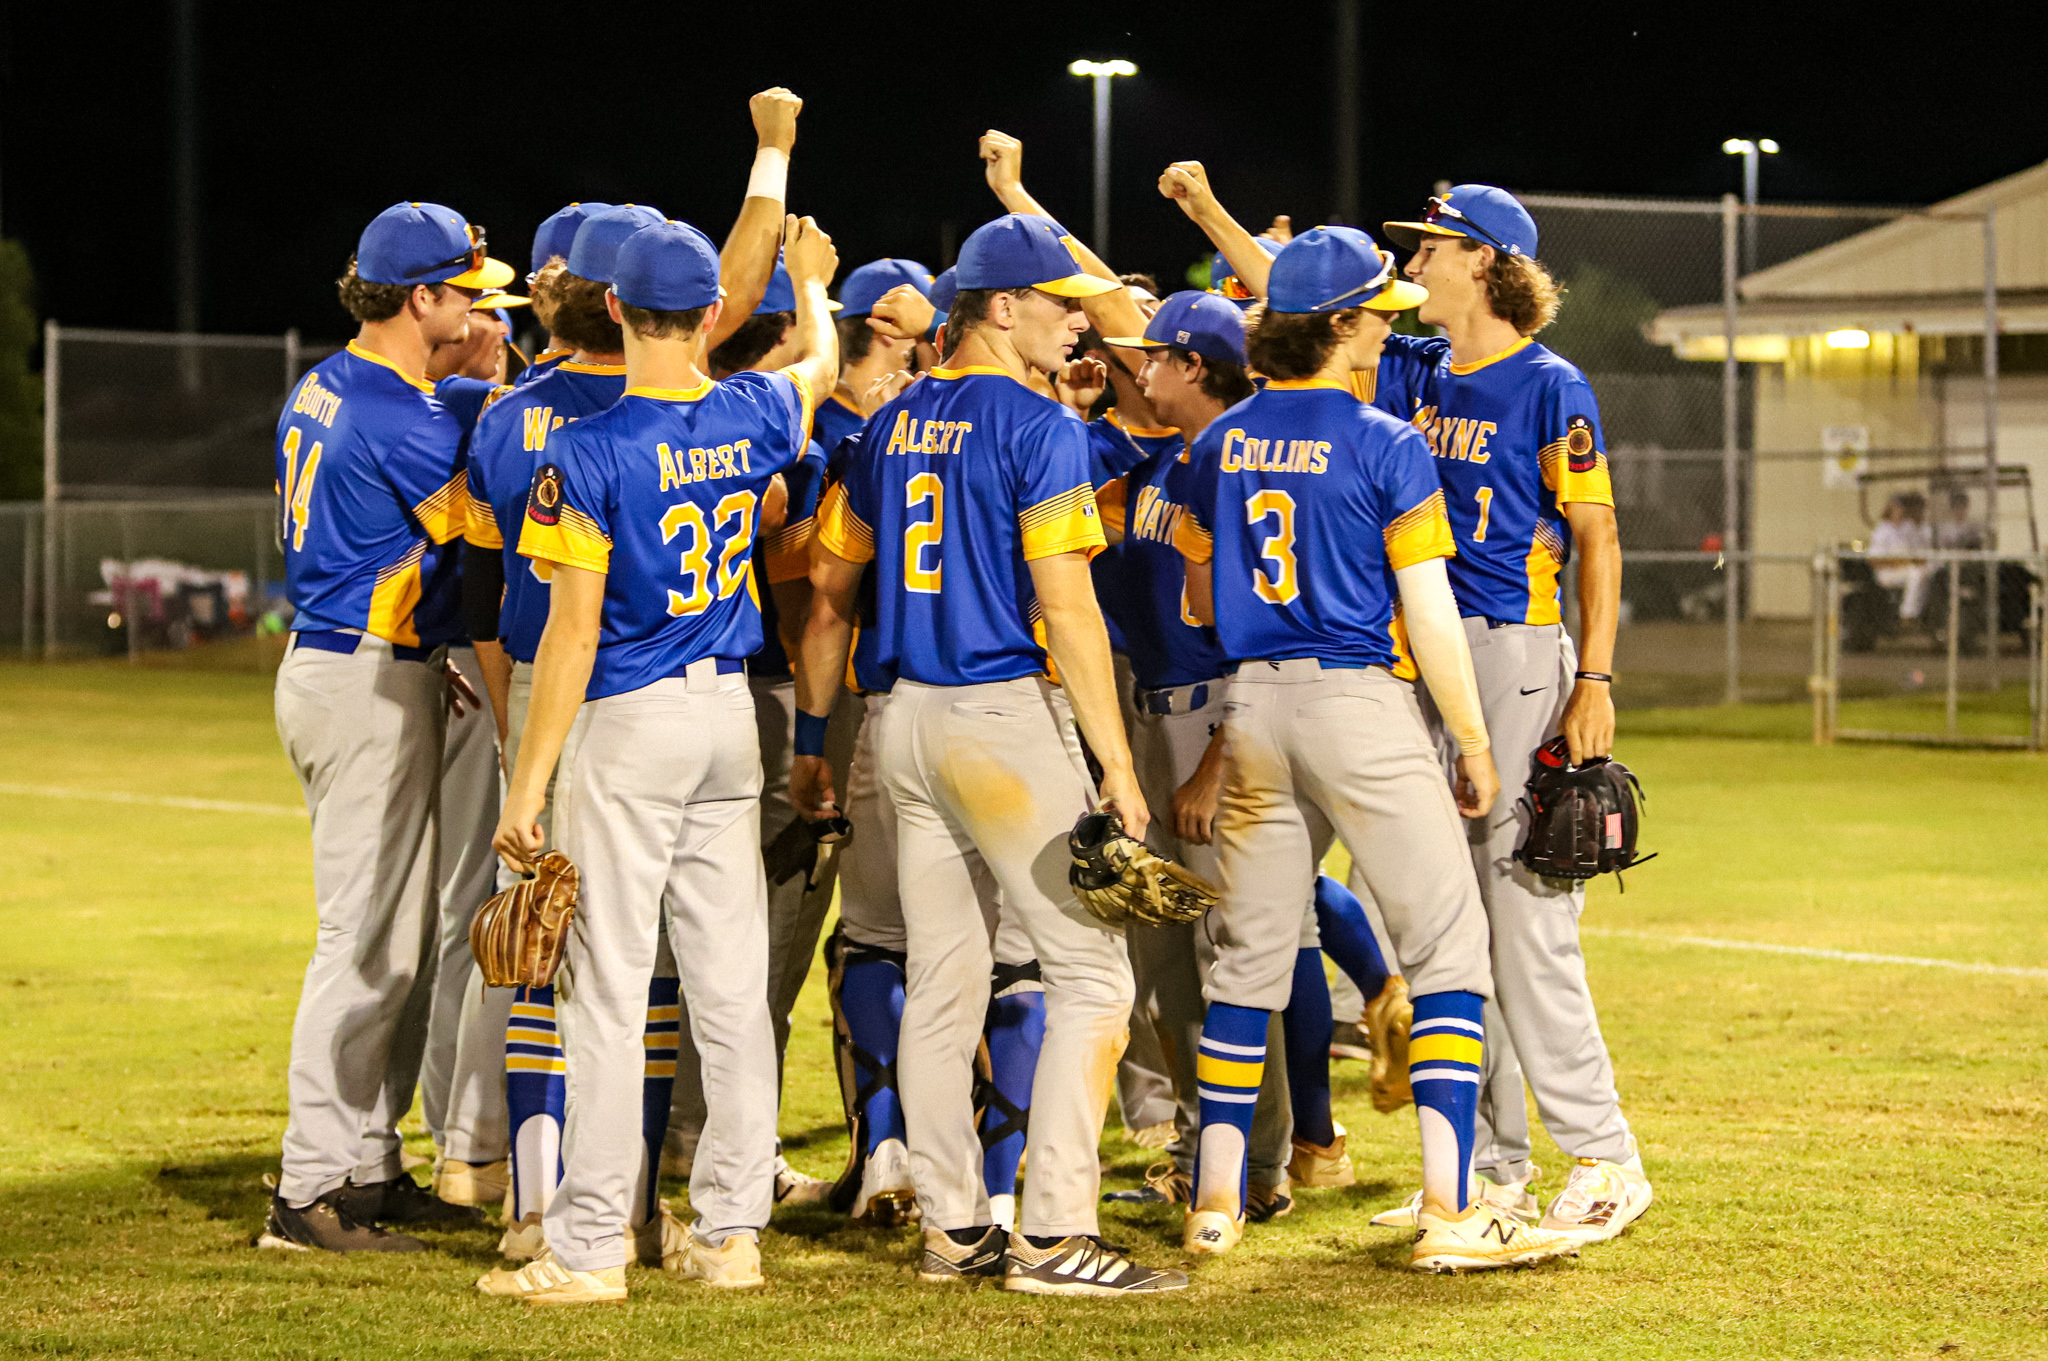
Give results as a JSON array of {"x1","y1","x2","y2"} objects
[
  {"x1": 1216, "y1": 273, "x2": 1256, "y2": 300},
  {"x1": 408, "y1": 223, "x2": 487, "y2": 280}
]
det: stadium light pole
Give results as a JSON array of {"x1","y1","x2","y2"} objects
[
  {"x1": 1722, "y1": 138, "x2": 1778, "y2": 275},
  {"x1": 1069, "y1": 59, "x2": 1137, "y2": 259}
]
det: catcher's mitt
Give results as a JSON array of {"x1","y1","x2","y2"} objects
[
  {"x1": 1068, "y1": 810, "x2": 1218, "y2": 927},
  {"x1": 470, "y1": 850, "x2": 579, "y2": 988},
  {"x1": 1514, "y1": 737, "x2": 1655, "y2": 883}
]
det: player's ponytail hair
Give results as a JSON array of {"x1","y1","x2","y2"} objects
[
  {"x1": 1245, "y1": 306, "x2": 1365, "y2": 381},
  {"x1": 548, "y1": 272, "x2": 626, "y2": 354},
  {"x1": 1459, "y1": 239, "x2": 1561, "y2": 336}
]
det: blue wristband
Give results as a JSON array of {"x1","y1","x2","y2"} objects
[{"x1": 794, "y1": 709, "x2": 831, "y2": 757}]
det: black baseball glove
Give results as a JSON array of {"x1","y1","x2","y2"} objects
[{"x1": 1514, "y1": 737, "x2": 1655, "y2": 883}]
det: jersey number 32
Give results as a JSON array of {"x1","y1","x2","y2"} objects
[{"x1": 660, "y1": 491, "x2": 757, "y2": 617}]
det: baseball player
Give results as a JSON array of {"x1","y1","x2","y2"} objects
[
  {"x1": 480, "y1": 213, "x2": 839, "y2": 1306},
  {"x1": 816, "y1": 259, "x2": 933, "y2": 451},
  {"x1": 257, "y1": 202, "x2": 512, "y2": 1254},
  {"x1": 1173, "y1": 226, "x2": 1578, "y2": 1272},
  {"x1": 517, "y1": 203, "x2": 615, "y2": 388},
  {"x1": 793, "y1": 212, "x2": 1186, "y2": 1297},
  {"x1": 1365, "y1": 185, "x2": 1649, "y2": 1241}
]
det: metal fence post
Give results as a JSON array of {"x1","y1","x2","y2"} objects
[
  {"x1": 41, "y1": 320, "x2": 58, "y2": 661},
  {"x1": 1823, "y1": 551, "x2": 1841, "y2": 743},
  {"x1": 1721, "y1": 193, "x2": 1741, "y2": 704},
  {"x1": 1944, "y1": 556, "x2": 1961, "y2": 737},
  {"x1": 20, "y1": 508, "x2": 35, "y2": 657},
  {"x1": 1981, "y1": 209, "x2": 2000, "y2": 690},
  {"x1": 285, "y1": 327, "x2": 300, "y2": 390}
]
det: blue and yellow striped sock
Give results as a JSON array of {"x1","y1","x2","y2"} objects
[
  {"x1": 1194, "y1": 1002, "x2": 1270, "y2": 1217},
  {"x1": 641, "y1": 977, "x2": 680, "y2": 1222},
  {"x1": 1409, "y1": 990, "x2": 1485, "y2": 1213},
  {"x1": 1409, "y1": 986, "x2": 1490, "y2": 1211},
  {"x1": 505, "y1": 985, "x2": 566, "y2": 1223}
]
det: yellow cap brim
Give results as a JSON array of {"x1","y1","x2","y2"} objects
[
  {"x1": 828, "y1": 300, "x2": 845, "y2": 312},
  {"x1": 1363, "y1": 279, "x2": 1429, "y2": 312},
  {"x1": 1381, "y1": 221, "x2": 1464, "y2": 252},
  {"x1": 1035, "y1": 273, "x2": 1125, "y2": 299},
  {"x1": 474, "y1": 292, "x2": 531, "y2": 311},
  {"x1": 444, "y1": 257, "x2": 517, "y2": 290},
  {"x1": 1099, "y1": 335, "x2": 1164, "y2": 349}
]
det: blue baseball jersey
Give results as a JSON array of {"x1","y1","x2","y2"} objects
[
  {"x1": 1176, "y1": 381, "x2": 1454, "y2": 676},
  {"x1": 1087, "y1": 410, "x2": 1183, "y2": 657},
  {"x1": 747, "y1": 440, "x2": 828, "y2": 679},
  {"x1": 822, "y1": 431, "x2": 894, "y2": 695},
  {"x1": 1099, "y1": 440, "x2": 1229, "y2": 690},
  {"x1": 515, "y1": 348, "x2": 574, "y2": 388},
  {"x1": 816, "y1": 366, "x2": 1106, "y2": 688},
  {"x1": 812, "y1": 393, "x2": 867, "y2": 458},
  {"x1": 518, "y1": 369, "x2": 815, "y2": 699},
  {"x1": 464, "y1": 361, "x2": 627, "y2": 662},
  {"x1": 1370, "y1": 335, "x2": 1614, "y2": 626},
  {"x1": 274, "y1": 342, "x2": 470, "y2": 646},
  {"x1": 435, "y1": 375, "x2": 499, "y2": 437}
]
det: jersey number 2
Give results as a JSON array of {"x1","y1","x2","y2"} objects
[
  {"x1": 280, "y1": 426, "x2": 322, "y2": 553},
  {"x1": 660, "y1": 491, "x2": 757, "y2": 617},
  {"x1": 1246, "y1": 490, "x2": 1299, "y2": 607},
  {"x1": 904, "y1": 473, "x2": 943, "y2": 595}
]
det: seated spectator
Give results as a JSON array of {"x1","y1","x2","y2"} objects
[{"x1": 1870, "y1": 492, "x2": 1934, "y2": 620}]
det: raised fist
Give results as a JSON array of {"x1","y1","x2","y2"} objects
[{"x1": 751, "y1": 88, "x2": 802, "y2": 153}]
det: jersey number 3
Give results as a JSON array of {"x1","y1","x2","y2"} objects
[
  {"x1": 904, "y1": 472, "x2": 943, "y2": 595},
  {"x1": 660, "y1": 491, "x2": 757, "y2": 617},
  {"x1": 1246, "y1": 489, "x2": 1299, "y2": 607}
]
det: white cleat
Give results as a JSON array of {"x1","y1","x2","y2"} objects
[
  {"x1": 774, "y1": 1157, "x2": 833, "y2": 1207},
  {"x1": 1540, "y1": 1138, "x2": 1653, "y2": 1243},
  {"x1": 1287, "y1": 1122, "x2": 1357, "y2": 1188},
  {"x1": 1371, "y1": 1167, "x2": 1541, "y2": 1229},
  {"x1": 477, "y1": 1248, "x2": 628, "y2": 1304},
  {"x1": 434, "y1": 1158, "x2": 509, "y2": 1208},
  {"x1": 498, "y1": 1214, "x2": 546, "y2": 1261},
  {"x1": 664, "y1": 1227, "x2": 765, "y2": 1289},
  {"x1": 1182, "y1": 1209, "x2": 1244, "y2": 1255},
  {"x1": 1410, "y1": 1202, "x2": 1580, "y2": 1274},
  {"x1": 850, "y1": 1137, "x2": 918, "y2": 1227}
]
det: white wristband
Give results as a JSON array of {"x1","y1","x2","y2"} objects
[{"x1": 746, "y1": 147, "x2": 789, "y2": 203}]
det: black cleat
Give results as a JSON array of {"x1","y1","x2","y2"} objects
[
  {"x1": 1003, "y1": 1234, "x2": 1189, "y2": 1296},
  {"x1": 256, "y1": 1193, "x2": 428, "y2": 1254},
  {"x1": 916, "y1": 1225, "x2": 1008, "y2": 1282},
  {"x1": 336, "y1": 1175, "x2": 487, "y2": 1227}
]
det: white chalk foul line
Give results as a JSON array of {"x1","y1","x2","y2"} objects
[
  {"x1": 1583, "y1": 927, "x2": 2048, "y2": 980},
  {"x1": 0, "y1": 782, "x2": 307, "y2": 818}
]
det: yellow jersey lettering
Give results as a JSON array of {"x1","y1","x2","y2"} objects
[
  {"x1": 885, "y1": 411, "x2": 914, "y2": 456},
  {"x1": 1469, "y1": 421, "x2": 1496, "y2": 464},
  {"x1": 523, "y1": 406, "x2": 554, "y2": 452},
  {"x1": 1220, "y1": 428, "x2": 1243, "y2": 473},
  {"x1": 689, "y1": 447, "x2": 708, "y2": 481},
  {"x1": 1309, "y1": 441, "x2": 1330, "y2": 474},
  {"x1": 291, "y1": 374, "x2": 344, "y2": 427},
  {"x1": 658, "y1": 443, "x2": 681, "y2": 490},
  {"x1": 735, "y1": 438, "x2": 752, "y2": 473}
]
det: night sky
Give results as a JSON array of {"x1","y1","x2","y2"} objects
[{"x1": 6, "y1": 1, "x2": 2045, "y2": 342}]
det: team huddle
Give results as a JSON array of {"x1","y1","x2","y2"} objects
[{"x1": 258, "y1": 87, "x2": 1651, "y2": 1302}]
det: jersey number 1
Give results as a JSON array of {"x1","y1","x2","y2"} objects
[
  {"x1": 660, "y1": 491, "x2": 757, "y2": 617},
  {"x1": 1246, "y1": 489, "x2": 1299, "y2": 607}
]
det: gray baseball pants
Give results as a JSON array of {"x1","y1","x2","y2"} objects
[
  {"x1": 1208, "y1": 662, "x2": 1493, "y2": 1011},
  {"x1": 1125, "y1": 680, "x2": 1293, "y2": 1181},
  {"x1": 545, "y1": 665, "x2": 777, "y2": 1270},
  {"x1": 273, "y1": 633, "x2": 446, "y2": 1206},
  {"x1": 666, "y1": 676, "x2": 860, "y2": 1165},
  {"x1": 418, "y1": 643, "x2": 509, "y2": 1163},
  {"x1": 1425, "y1": 620, "x2": 1633, "y2": 1173},
  {"x1": 879, "y1": 677, "x2": 1132, "y2": 1238}
]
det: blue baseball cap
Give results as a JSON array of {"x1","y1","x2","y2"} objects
[
  {"x1": 839, "y1": 259, "x2": 934, "y2": 315},
  {"x1": 1385, "y1": 184, "x2": 1538, "y2": 258},
  {"x1": 1267, "y1": 227, "x2": 1429, "y2": 315},
  {"x1": 612, "y1": 220, "x2": 723, "y2": 312},
  {"x1": 1209, "y1": 236, "x2": 1282, "y2": 305},
  {"x1": 956, "y1": 215, "x2": 1122, "y2": 298},
  {"x1": 357, "y1": 202, "x2": 514, "y2": 289},
  {"x1": 754, "y1": 256, "x2": 845, "y2": 316},
  {"x1": 531, "y1": 202, "x2": 614, "y2": 275},
  {"x1": 566, "y1": 205, "x2": 666, "y2": 284},
  {"x1": 929, "y1": 266, "x2": 959, "y2": 315},
  {"x1": 1101, "y1": 290, "x2": 1247, "y2": 367}
]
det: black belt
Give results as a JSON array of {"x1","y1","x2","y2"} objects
[{"x1": 291, "y1": 630, "x2": 433, "y2": 662}]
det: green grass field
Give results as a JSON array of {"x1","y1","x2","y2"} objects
[{"x1": 1, "y1": 661, "x2": 2044, "y2": 1359}]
